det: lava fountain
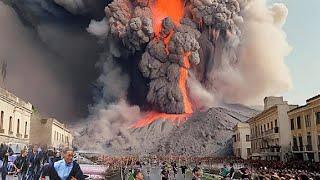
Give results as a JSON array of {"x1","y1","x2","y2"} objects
[{"x1": 132, "y1": 0, "x2": 193, "y2": 127}]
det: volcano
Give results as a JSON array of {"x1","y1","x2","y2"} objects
[{"x1": 98, "y1": 104, "x2": 259, "y2": 156}]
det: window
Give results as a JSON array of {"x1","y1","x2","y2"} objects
[
  {"x1": 298, "y1": 136, "x2": 303, "y2": 149},
  {"x1": 0, "y1": 111, "x2": 3, "y2": 129},
  {"x1": 316, "y1": 112, "x2": 320, "y2": 124},
  {"x1": 264, "y1": 124, "x2": 266, "y2": 131},
  {"x1": 290, "y1": 119, "x2": 294, "y2": 130},
  {"x1": 17, "y1": 119, "x2": 20, "y2": 134},
  {"x1": 305, "y1": 115, "x2": 311, "y2": 127},
  {"x1": 247, "y1": 148, "x2": 251, "y2": 156},
  {"x1": 275, "y1": 119, "x2": 278, "y2": 127},
  {"x1": 267, "y1": 123, "x2": 270, "y2": 130},
  {"x1": 297, "y1": 116, "x2": 301, "y2": 129},
  {"x1": 246, "y1": 135, "x2": 250, "y2": 142},
  {"x1": 293, "y1": 137, "x2": 298, "y2": 147},
  {"x1": 9, "y1": 116, "x2": 12, "y2": 132},
  {"x1": 24, "y1": 122, "x2": 27, "y2": 135},
  {"x1": 271, "y1": 122, "x2": 273, "y2": 129}
]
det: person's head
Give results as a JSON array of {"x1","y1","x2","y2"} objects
[
  {"x1": 21, "y1": 149, "x2": 28, "y2": 157},
  {"x1": 62, "y1": 147, "x2": 74, "y2": 164},
  {"x1": 133, "y1": 169, "x2": 144, "y2": 180},
  {"x1": 32, "y1": 145, "x2": 38, "y2": 153},
  {"x1": 230, "y1": 163, "x2": 234, "y2": 167},
  {"x1": 193, "y1": 167, "x2": 201, "y2": 177}
]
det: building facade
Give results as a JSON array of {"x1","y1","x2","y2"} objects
[
  {"x1": 248, "y1": 97, "x2": 297, "y2": 161},
  {"x1": 233, "y1": 122, "x2": 251, "y2": 160},
  {"x1": 288, "y1": 94, "x2": 320, "y2": 162},
  {"x1": 0, "y1": 88, "x2": 33, "y2": 145},
  {"x1": 30, "y1": 113, "x2": 73, "y2": 149}
]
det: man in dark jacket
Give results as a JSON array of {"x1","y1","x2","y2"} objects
[
  {"x1": 13, "y1": 149, "x2": 29, "y2": 180},
  {"x1": 42, "y1": 147, "x2": 84, "y2": 180},
  {"x1": 0, "y1": 143, "x2": 14, "y2": 180},
  {"x1": 27, "y1": 145, "x2": 43, "y2": 180}
]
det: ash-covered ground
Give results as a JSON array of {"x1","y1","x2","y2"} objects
[{"x1": 97, "y1": 104, "x2": 259, "y2": 156}]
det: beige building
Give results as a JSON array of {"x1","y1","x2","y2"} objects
[
  {"x1": 248, "y1": 97, "x2": 297, "y2": 161},
  {"x1": 0, "y1": 88, "x2": 33, "y2": 145},
  {"x1": 233, "y1": 122, "x2": 251, "y2": 159},
  {"x1": 30, "y1": 113, "x2": 73, "y2": 149},
  {"x1": 288, "y1": 94, "x2": 320, "y2": 162}
]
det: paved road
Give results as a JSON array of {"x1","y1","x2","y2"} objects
[{"x1": 138, "y1": 166, "x2": 192, "y2": 180}]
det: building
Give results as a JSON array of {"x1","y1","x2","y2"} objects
[
  {"x1": 233, "y1": 122, "x2": 251, "y2": 160},
  {"x1": 288, "y1": 94, "x2": 320, "y2": 162},
  {"x1": 30, "y1": 113, "x2": 73, "y2": 149},
  {"x1": 0, "y1": 88, "x2": 33, "y2": 145},
  {"x1": 247, "y1": 97, "x2": 297, "y2": 161}
]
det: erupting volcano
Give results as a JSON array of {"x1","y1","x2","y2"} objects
[{"x1": 105, "y1": 0, "x2": 241, "y2": 127}]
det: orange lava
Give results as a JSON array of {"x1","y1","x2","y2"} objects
[
  {"x1": 131, "y1": 111, "x2": 190, "y2": 128},
  {"x1": 151, "y1": 0, "x2": 184, "y2": 35},
  {"x1": 132, "y1": 0, "x2": 193, "y2": 128},
  {"x1": 180, "y1": 53, "x2": 193, "y2": 114}
]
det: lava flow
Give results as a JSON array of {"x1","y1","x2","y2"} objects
[{"x1": 132, "y1": 0, "x2": 193, "y2": 128}]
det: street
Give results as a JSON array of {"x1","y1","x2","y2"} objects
[{"x1": 131, "y1": 166, "x2": 192, "y2": 180}]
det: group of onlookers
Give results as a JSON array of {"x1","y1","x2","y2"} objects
[{"x1": 0, "y1": 143, "x2": 85, "y2": 180}]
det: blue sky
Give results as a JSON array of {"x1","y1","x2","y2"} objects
[{"x1": 268, "y1": 0, "x2": 320, "y2": 105}]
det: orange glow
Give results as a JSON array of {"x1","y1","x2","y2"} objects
[
  {"x1": 132, "y1": 0, "x2": 194, "y2": 128},
  {"x1": 151, "y1": 0, "x2": 184, "y2": 36},
  {"x1": 179, "y1": 53, "x2": 193, "y2": 114},
  {"x1": 131, "y1": 111, "x2": 190, "y2": 128}
]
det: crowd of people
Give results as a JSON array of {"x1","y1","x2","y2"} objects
[{"x1": 0, "y1": 143, "x2": 85, "y2": 180}]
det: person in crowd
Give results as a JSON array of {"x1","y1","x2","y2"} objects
[
  {"x1": 0, "y1": 143, "x2": 14, "y2": 180},
  {"x1": 42, "y1": 147, "x2": 84, "y2": 180},
  {"x1": 133, "y1": 169, "x2": 144, "y2": 180},
  {"x1": 192, "y1": 167, "x2": 202, "y2": 180},
  {"x1": 220, "y1": 164, "x2": 229, "y2": 178},
  {"x1": 161, "y1": 165, "x2": 169, "y2": 180},
  {"x1": 228, "y1": 163, "x2": 235, "y2": 179},
  {"x1": 27, "y1": 145, "x2": 43, "y2": 180},
  {"x1": 13, "y1": 149, "x2": 29, "y2": 180},
  {"x1": 171, "y1": 161, "x2": 178, "y2": 178},
  {"x1": 239, "y1": 164, "x2": 250, "y2": 180},
  {"x1": 180, "y1": 164, "x2": 188, "y2": 179}
]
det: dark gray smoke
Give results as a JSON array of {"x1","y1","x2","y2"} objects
[{"x1": 0, "y1": 0, "x2": 107, "y2": 121}]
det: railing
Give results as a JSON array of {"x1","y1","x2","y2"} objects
[
  {"x1": 16, "y1": 133, "x2": 22, "y2": 138},
  {"x1": 0, "y1": 129, "x2": 4, "y2": 133},
  {"x1": 24, "y1": 134, "x2": 28, "y2": 139}
]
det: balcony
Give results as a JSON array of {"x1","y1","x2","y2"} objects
[
  {"x1": 16, "y1": 133, "x2": 22, "y2": 138},
  {"x1": 0, "y1": 129, "x2": 4, "y2": 133},
  {"x1": 9, "y1": 131, "x2": 13, "y2": 135},
  {"x1": 24, "y1": 134, "x2": 28, "y2": 139}
]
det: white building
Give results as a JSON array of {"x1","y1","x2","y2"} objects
[
  {"x1": 248, "y1": 97, "x2": 297, "y2": 161},
  {"x1": 233, "y1": 122, "x2": 251, "y2": 160},
  {"x1": 30, "y1": 113, "x2": 73, "y2": 149},
  {"x1": 0, "y1": 88, "x2": 33, "y2": 145}
]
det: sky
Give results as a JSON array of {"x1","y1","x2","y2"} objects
[{"x1": 269, "y1": 0, "x2": 320, "y2": 105}]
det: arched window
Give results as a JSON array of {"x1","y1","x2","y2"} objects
[
  {"x1": 0, "y1": 111, "x2": 4, "y2": 129},
  {"x1": 17, "y1": 119, "x2": 20, "y2": 134},
  {"x1": 9, "y1": 116, "x2": 12, "y2": 132}
]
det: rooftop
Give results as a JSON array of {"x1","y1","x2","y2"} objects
[{"x1": 0, "y1": 87, "x2": 32, "y2": 111}]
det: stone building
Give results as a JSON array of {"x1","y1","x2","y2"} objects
[
  {"x1": 233, "y1": 122, "x2": 251, "y2": 160},
  {"x1": 0, "y1": 88, "x2": 33, "y2": 145},
  {"x1": 288, "y1": 94, "x2": 320, "y2": 162},
  {"x1": 248, "y1": 97, "x2": 297, "y2": 161},
  {"x1": 30, "y1": 113, "x2": 73, "y2": 149}
]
